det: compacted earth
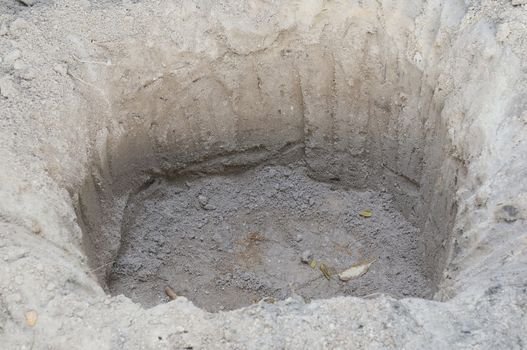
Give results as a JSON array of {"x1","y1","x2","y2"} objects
[{"x1": 109, "y1": 164, "x2": 432, "y2": 311}]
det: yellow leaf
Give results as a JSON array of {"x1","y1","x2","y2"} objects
[
  {"x1": 338, "y1": 259, "x2": 376, "y2": 281},
  {"x1": 309, "y1": 260, "x2": 317, "y2": 269},
  {"x1": 359, "y1": 210, "x2": 373, "y2": 218},
  {"x1": 320, "y1": 263, "x2": 332, "y2": 280},
  {"x1": 25, "y1": 310, "x2": 38, "y2": 327}
]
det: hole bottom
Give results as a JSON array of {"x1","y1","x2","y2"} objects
[{"x1": 108, "y1": 163, "x2": 433, "y2": 311}]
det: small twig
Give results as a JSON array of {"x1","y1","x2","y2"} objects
[
  {"x1": 67, "y1": 71, "x2": 103, "y2": 92},
  {"x1": 72, "y1": 54, "x2": 112, "y2": 66},
  {"x1": 171, "y1": 63, "x2": 190, "y2": 72},
  {"x1": 164, "y1": 286, "x2": 178, "y2": 300},
  {"x1": 89, "y1": 260, "x2": 115, "y2": 274},
  {"x1": 30, "y1": 331, "x2": 35, "y2": 350}
]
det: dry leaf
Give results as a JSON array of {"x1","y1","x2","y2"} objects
[
  {"x1": 25, "y1": 310, "x2": 38, "y2": 327},
  {"x1": 309, "y1": 260, "x2": 317, "y2": 269},
  {"x1": 338, "y1": 259, "x2": 376, "y2": 281},
  {"x1": 359, "y1": 210, "x2": 373, "y2": 218},
  {"x1": 247, "y1": 232, "x2": 266, "y2": 242},
  {"x1": 320, "y1": 263, "x2": 332, "y2": 280}
]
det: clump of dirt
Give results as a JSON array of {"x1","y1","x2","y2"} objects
[{"x1": 109, "y1": 163, "x2": 432, "y2": 311}]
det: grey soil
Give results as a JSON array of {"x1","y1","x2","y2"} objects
[{"x1": 108, "y1": 163, "x2": 432, "y2": 311}]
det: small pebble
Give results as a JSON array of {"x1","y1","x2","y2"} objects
[
  {"x1": 204, "y1": 204, "x2": 216, "y2": 211},
  {"x1": 198, "y1": 195, "x2": 208, "y2": 207},
  {"x1": 31, "y1": 220, "x2": 42, "y2": 234},
  {"x1": 0, "y1": 76, "x2": 18, "y2": 99},
  {"x1": 301, "y1": 250, "x2": 313, "y2": 264},
  {"x1": 25, "y1": 310, "x2": 38, "y2": 327}
]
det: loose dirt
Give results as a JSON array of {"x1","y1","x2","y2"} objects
[{"x1": 109, "y1": 164, "x2": 432, "y2": 311}]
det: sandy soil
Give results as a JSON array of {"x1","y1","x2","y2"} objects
[{"x1": 110, "y1": 164, "x2": 431, "y2": 311}]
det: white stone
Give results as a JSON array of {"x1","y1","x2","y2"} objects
[{"x1": 0, "y1": 76, "x2": 18, "y2": 99}]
